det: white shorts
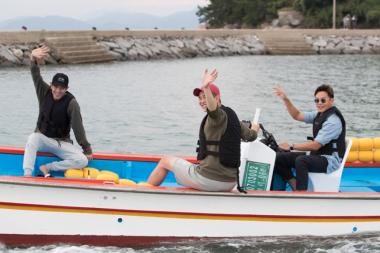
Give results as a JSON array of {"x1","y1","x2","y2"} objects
[{"x1": 171, "y1": 158, "x2": 236, "y2": 192}]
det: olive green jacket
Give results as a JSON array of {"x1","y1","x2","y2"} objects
[{"x1": 197, "y1": 106, "x2": 257, "y2": 182}]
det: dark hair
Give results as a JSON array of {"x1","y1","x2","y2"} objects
[{"x1": 314, "y1": 84, "x2": 334, "y2": 98}]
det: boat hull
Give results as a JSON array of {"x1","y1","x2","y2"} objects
[
  {"x1": 1, "y1": 177, "x2": 380, "y2": 246},
  {"x1": 1, "y1": 146, "x2": 380, "y2": 246}
]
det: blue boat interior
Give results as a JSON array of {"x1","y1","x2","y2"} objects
[
  {"x1": 1, "y1": 152, "x2": 380, "y2": 192},
  {"x1": 0, "y1": 152, "x2": 179, "y2": 187}
]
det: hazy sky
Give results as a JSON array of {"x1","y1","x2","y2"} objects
[{"x1": 0, "y1": 0, "x2": 209, "y2": 21}]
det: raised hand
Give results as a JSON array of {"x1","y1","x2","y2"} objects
[
  {"x1": 30, "y1": 45, "x2": 50, "y2": 61},
  {"x1": 202, "y1": 69, "x2": 218, "y2": 88},
  {"x1": 273, "y1": 85, "x2": 288, "y2": 100},
  {"x1": 250, "y1": 122, "x2": 260, "y2": 133},
  {"x1": 279, "y1": 142, "x2": 291, "y2": 151},
  {"x1": 86, "y1": 154, "x2": 93, "y2": 161}
]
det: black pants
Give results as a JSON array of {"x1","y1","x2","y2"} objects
[{"x1": 274, "y1": 152, "x2": 328, "y2": 190}]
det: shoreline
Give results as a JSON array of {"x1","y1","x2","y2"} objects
[{"x1": 1, "y1": 29, "x2": 380, "y2": 67}]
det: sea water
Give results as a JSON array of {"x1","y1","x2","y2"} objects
[{"x1": 0, "y1": 55, "x2": 379, "y2": 252}]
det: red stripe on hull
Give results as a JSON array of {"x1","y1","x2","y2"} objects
[
  {"x1": 345, "y1": 162, "x2": 380, "y2": 167},
  {"x1": 2, "y1": 201, "x2": 380, "y2": 221},
  {"x1": 0, "y1": 234, "x2": 201, "y2": 247}
]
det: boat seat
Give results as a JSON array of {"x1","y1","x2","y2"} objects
[{"x1": 307, "y1": 138, "x2": 352, "y2": 192}]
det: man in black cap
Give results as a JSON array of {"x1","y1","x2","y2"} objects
[{"x1": 23, "y1": 46, "x2": 93, "y2": 177}]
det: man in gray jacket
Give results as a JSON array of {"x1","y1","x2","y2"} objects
[{"x1": 23, "y1": 46, "x2": 92, "y2": 177}]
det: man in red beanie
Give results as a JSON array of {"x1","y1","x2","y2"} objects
[{"x1": 147, "y1": 69, "x2": 260, "y2": 191}]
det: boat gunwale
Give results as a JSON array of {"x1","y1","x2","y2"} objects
[
  {"x1": 0, "y1": 146, "x2": 197, "y2": 163},
  {"x1": 1, "y1": 146, "x2": 379, "y2": 167},
  {"x1": 1, "y1": 176, "x2": 380, "y2": 200}
]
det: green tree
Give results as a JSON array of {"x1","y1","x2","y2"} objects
[
  {"x1": 197, "y1": 0, "x2": 235, "y2": 28},
  {"x1": 367, "y1": 10, "x2": 380, "y2": 26},
  {"x1": 197, "y1": 0, "x2": 287, "y2": 28},
  {"x1": 197, "y1": 0, "x2": 380, "y2": 28},
  {"x1": 295, "y1": 0, "x2": 380, "y2": 28}
]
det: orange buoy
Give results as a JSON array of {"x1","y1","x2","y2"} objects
[
  {"x1": 64, "y1": 169, "x2": 84, "y2": 178},
  {"x1": 373, "y1": 137, "x2": 380, "y2": 149},
  {"x1": 83, "y1": 167, "x2": 100, "y2": 179},
  {"x1": 96, "y1": 172, "x2": 119, "y2": 183},
  {"x1": 100, "y1": 170, "x2": 119, "y2": 178},
  {"x1": 358, "y1": 151, "x2": 373, "y2": 162},
  {"x1": 119, "y1": 179, "x2": 137, "y2": 186},
  {"x1": 347, "y1": 151, "x2": 359, "y2": 163},
  {"x1": 374, "y1": 150, "x2": 380, "y2": 162},
  {"x1": 359, "y1": 138, "x2": 373, "y2": 151},
  {"x1": 350, "y1": 138, "x2": 359, "y2": 151}
]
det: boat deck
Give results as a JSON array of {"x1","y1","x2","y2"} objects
[
  {"x1": 341, "y1": 167, "x2": 380, "y2": 192},
  {"x1": 0, "y1": 146, "x2": 380, "y2": 193}
]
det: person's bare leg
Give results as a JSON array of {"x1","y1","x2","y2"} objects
[
  {"x1": 147, "y1": 156, "x2": 177, "y2": 186},
  {"x1": 39, "y1": 165, "x2": 50, "y2": 177},
  {"x1": 288, "y1": 178, "x2": 296, "y2": 191}
]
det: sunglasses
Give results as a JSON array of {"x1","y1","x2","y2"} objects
[{"x1": 314, "y1": 98, "x2": 329, "y2": 104}]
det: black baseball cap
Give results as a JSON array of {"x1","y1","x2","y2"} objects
[{"x1": 51, "y1": 73, "x2": 69, "y2": 88}]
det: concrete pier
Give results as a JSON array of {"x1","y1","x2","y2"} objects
[
  {"x1": 45, "y1": 36, "x2": 115, "y2": 64},
  {"x1": 0, "y1": 29, "x2": 380, "y2": 66},
  {"x1": 1, "y1": 29, "x2": 380, "y2": 44},
  {"x1": 255, "y1": 30, "x2": 314, "y2": 55}
]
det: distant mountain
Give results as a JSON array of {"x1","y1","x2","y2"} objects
[
  {"x1": 161, "y1": 10, "x2": 200, "y2": 29},
  {"x1": 0, "y1": 10, "x2": 200, "y2": 31},
  {"x1": 0, "y1": 16, "x2": 91, "y2": 30},
  {"x1": 86, "y1": 10, "x2": 200, "y2": 29}
]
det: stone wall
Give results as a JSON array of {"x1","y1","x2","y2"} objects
[
  {"x1": 1, "y1": 30, "x2": 380, "y2": 67},
  {"x1": 305, "y1": 35, "x2": 380, "y2": 54},
  {"x1": 0, "y1": 35, "x2": 265, "y2": 66},
  {"x1": 0, "y1": 43, "x2": 35, "y2": 67},
  {"x1": 0, "y1": 43, "x2": 59, "y2": 67},
  {"x1": 99, "y1": 35, "x2": 265, "y2": 61}
]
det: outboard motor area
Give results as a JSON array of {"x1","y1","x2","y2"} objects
[{"x1": 239, "y1": 126, "x2": 276, "y2": 191}]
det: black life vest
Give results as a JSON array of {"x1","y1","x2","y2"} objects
[
  {"x1": 37, "y1": 91, "x2": 74, "y2": 138},
  {"x1": 196, "y1": 105, "x2": 241, "y2": 168},
  {"x1": 310, "y1": 106, "x2": 346, "y2": 158}
]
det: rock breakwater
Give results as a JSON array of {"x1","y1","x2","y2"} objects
[
  {"x1": 305, "y1": 35, "x2": 380, "y2": 54},
  {"x1": 1, "y1": 31, "x2": 380, "y2": 67},
  {"x1": 98, "y1": 35, "x2": 265, "y2": 61}
]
